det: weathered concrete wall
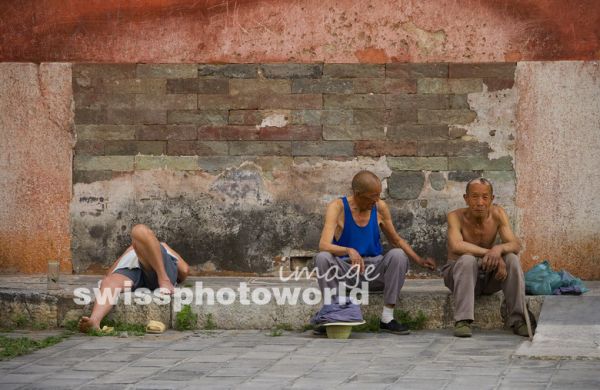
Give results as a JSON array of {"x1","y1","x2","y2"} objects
[
  {"x1": 0, "y1": 63, "x2": 74, "y2": 273},
  {"x1": 1, "y1": 0, "x2": 599, "y2": 63},
  {"x1": 70, "y1": 63, "x2": 518, "y2": 274},
  {"x1": 515, "y1": 61, "x2": 600, "y2": 279}
]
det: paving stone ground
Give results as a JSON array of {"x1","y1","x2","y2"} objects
[{"x1": 1, "y1": 329, "x2": 599, "y2": 390}]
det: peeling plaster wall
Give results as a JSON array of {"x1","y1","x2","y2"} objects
[
  {"x1": 0, "y1": 63, "x2": 74, "y2": 273},
  {"x1": 515, "y1": 61, "x2": 600, "y2": 279},
  {"x1": 1, "y1": 0, "x2": 599, "y2": 63}
]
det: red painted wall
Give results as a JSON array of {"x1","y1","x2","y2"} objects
[{"x1": 1, "y1": 0, "x2": 598, "y2": 63}]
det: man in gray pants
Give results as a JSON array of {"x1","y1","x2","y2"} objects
[
  {"x1": 314, "y1": 170, "x2": 435, "y2": 335},
  {"x1": 444, "y1": 178, "x2": 530, "y2": 337}
]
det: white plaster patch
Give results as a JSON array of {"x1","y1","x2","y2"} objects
[
  {"x1": 457, "y1": 83, "x2": 518, "y2": 160},
  {"x1": 257, "y1": 112, "x2": 288, "y2": 128}
]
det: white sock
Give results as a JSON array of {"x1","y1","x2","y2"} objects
[{"x1": 381, "y1": 306, "x2": 394, "y2": 323}]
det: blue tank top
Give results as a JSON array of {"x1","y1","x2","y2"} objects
[{"x1": 332, "y1": 197, "x2": 383, "y2": 257}]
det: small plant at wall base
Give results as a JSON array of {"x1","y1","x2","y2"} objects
[{"x1": 175, "y1": 304, "x2": 198, "y2": 331}]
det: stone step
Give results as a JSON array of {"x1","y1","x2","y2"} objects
[{"x1": 0, "y1": 275, "x2": 562, "y2": 331}]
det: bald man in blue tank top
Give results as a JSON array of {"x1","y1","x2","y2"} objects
[{"x1": 315, "y1": 170, "x2": 436, "y2": 335}]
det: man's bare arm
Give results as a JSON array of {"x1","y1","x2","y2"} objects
[
  {"x1": 379, "y1": 201, "x2": 435, "y2": 269},
  {"x1": 318, "y1": 200, "x2": 353, "y2": 257},
  {"x1": 447, "y1": 212, "x2": 488, "y2": 257},
  {"x1": 495, "y1": 207, "x2": 521, "y2": 255}
]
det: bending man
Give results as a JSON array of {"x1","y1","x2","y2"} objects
[{"x1": 315, "y1": 170, "x2": 436, "y2": 335}]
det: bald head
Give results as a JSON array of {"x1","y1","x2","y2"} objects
[
  {"x1": 352, "y1": 170, "x2": 381, "y2": 194},
  {"x1": 466, "y1": 177, "x2": 494, "y2": 195}
]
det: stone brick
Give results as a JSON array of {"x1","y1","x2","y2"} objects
[
  {"x1": 197, "y1": 156, "x2": 245, "y2": 173},
  {"x1": 103, "y1": 78, "x2": 166, "y2": 94},
  {"x1": 446, "y1": 140, "x2": 492, "y2": 156},
  {"x1": 320, "y1": 110, "x2": 353, "y2": 126},
  {"x1": 417, "y1": 140, "x2": 448, "y2": 157},
  {"x1": 323, "y1": 64, "x2": 384, "y2": 78},
  {"x1": 290, "y1": 110, "x2": 322, "y2": 125},
  {"x1": 448, "y1": 156, "x2": 513, "y2": 170},
  {"x1": 137, "y1": 64, "x2": 198, "y2": 78},
  {"x1": 385, "y1": 94, "x2": 449, "y2": 109},
  {"x1": 198, "y1": 64, "x2": 258, "y2": 78},
  {"x1": 384, "y1": 78, "x2": 418, "y2": 93},
  {"x1": 351, "y1": 78, "x2": 386, "y2": 93},
  {"x1": 75, "y1": 140, "x2": 104, "y2": 155},
  {"x1": 386, "y1": 63, "x2": 448, "y2": 79},
  {"x1": 105, "y1": 109, "x2": 167, "y2": 125},
  {"x1": 353, "y1": 110, "x2": 386, "y2": 125},
  {"x1": 388, "y1": 157, "x2": 448, "y2": 171},
  {"x1": 73, "y1": 170, "x2": 113, "y2": 184},
  {"x1": 198, "y1": 125, "x2": 259, "y2": 140},
  {"x1": 74, "y1": 92, "x2": 135, "y2": 110},
  {"x1": 167, "y1": 141, "x2": 228, "y2": 156},
  {"x1": 259, "y1": 94, "x2": 322, "y2": 109},
  {"x1": 483, "y1": 78, "x2": 515, "y2": 91},
  {"x1": 166, "y1": 78, "x2": 199, "y2": 93},
  {"x1": 292, "y1": 79, "x2": 353, "y2": 94},
  {"x1": 104, "y1": 140, "x2": 166, "y2": 155},
  {"x1": 76, "y1": 125, "x2": 137, "y2": 140},
  {"x1": 197, "y1": 94, "x2": 260, "y2": 109},
  {"x1": 324, "y1": 94, "x2": 385, "y2": 109},
  {"x1": 229, "y1": 141, "x2": 291, "y2": 156},
  {"x1": 417, "y1": 78, "x2": 483, "y2": 94},
  {"x1": 448, "y1": 171, "x2": 482, "y2": 182},
  {"x1": 387, "y1": 109, "x2": 418, "y2": 124},
  {"x1": 228, "y1": 110, "x2": 271, "y2": 125},
  {"x1": 135, "y1": 125, "x2": 197, "y2": 141},
  {"x1": 387, "y1": 125, "x2": 449, "y2": 140},
  {"x1": 135, "y1": 94, "x2": 196, "y2": 110},
  {"x1": 418, "y1": 110, "x2": 477, "y2": 125},
  {"x1": 448, "y1": 95, "x2": 470, "y2": 109},
  {"x1": 73, "y1": 64, "x2": 137, "y2": 81},
  {"x1": 259, "y1": 64, "x2": 322, "y2": 79},
  {"x1": 354, "y1": 141, "x2": 417, "y2": 157},
  {"x1": 74, "y1": 109, "x2": 106, "y2": 124},
  {"x1": 388, "y1": 171, "x2": 425, "y2": 199},
  {"x1": 74, "y1": 155, "x2": 134, "y2": 171},
  {"x1": 167, "y1": 110, "x2": 228, "y2": 125},
  {"x1": 449, "y1": 127, "x2": 468, "y2": 139},
  {"x1": 323, "y1": 126, "x2": 385, "y2": 140},
  {"x1": 198, "y1": 79, "x2": 229, "y2": 94},
  {"x1": 135, "y1": 155, "x2": 200, "y2": 170},
  {"x1": 291, "y1": 141, "x2": 354, "y2": 156},
  {"x1": 258, "y1": 125, "x2": 321, "y2": 141},
  {"x1": 429, "y1": 172, "x2": 446, "y2": 191},
  {"x1": 230, "y1": 79, "x2": 291, "y2": 95},
  {"x1": 449, "y1": 63, "x2": 516, "y2": 79}
]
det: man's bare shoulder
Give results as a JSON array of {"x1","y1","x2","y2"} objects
[
  {"x1": 491, "y1": 204, "x2": 510, "y2": 222},
  {"x1": 447, "y1": 207, "x2": 468, "y2": 219},
  {"x1": 326, "y1": 198, "x2": 344, "y2": 212},
  {"x1": 376, "y1": 198, "x2": 389, "y2": 211}
]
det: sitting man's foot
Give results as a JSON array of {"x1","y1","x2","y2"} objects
[
  {"x1": 379, "y1": 319, "x2": 410, "y2": 335},
  {"x1": 78, "y1": 316, "x2": 100, "y2": 333},
  {"x1": 512, "y1": 321, "x2": 530, "y2": 337},
  {"x1": 453, "y1": 320, "x2": 472, "y2": 337},
  {"x1": 158, "y1": 278, "x2": 175, "y2": 295},
  {"x1": 312, "y1": 325, "x2": 326, "y2": 336}
]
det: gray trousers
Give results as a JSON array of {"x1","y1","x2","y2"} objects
[
  {"x1": 442, "y1": 253, "x2": 526, "y2": 326},
  {"x1": 314, "y1": 249, "x2": 409, "y2": 306}
]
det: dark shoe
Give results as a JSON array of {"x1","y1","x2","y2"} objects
[
  {"x1": 454, "y1": 320, "x2": 472, "y2": 337},
  {"x1": 512, "y1": 321, "x2": 530, "y2": 337},
  {"x1": 379, "y1": 319, "x2": 410, "y2": 335},
  {"x1": 312, "y1": 325, "x2": 326, "y2": 336}
]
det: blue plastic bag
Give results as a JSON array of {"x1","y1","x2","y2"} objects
[{"x1": 525, "y1": 260, "x2": 589, "y2": 295}]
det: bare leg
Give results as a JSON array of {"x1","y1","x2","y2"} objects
[
  {"x1": 79, "y1": 273, "x2": 132, "y2": 333},
  {"x1": 131, "y1": 224, "x2": 174, "y2": 294}
]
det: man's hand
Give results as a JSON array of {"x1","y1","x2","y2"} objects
[
  {"x1": 494, "y1": 260, "x2": 507, "y2": 281},
  {"x1": 347, "y1": 248, "x2": 365, "y2": 274},
  {"x1": 418, "y1": 257, "x2": 436, "y2": 270},
  {"x1": 482, "y1": 246, "x2": 503, "y2": 272}
]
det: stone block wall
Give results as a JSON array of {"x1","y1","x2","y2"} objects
[{"x1": 70, "y1": 62, "x2": 518, "y2": 274}]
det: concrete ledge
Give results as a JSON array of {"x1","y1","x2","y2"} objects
[{"x1": 0, "y1": 275, "x2": 558, "y2": 330}]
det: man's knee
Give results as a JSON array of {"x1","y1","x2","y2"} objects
[
  {"x1": 454, "y1": 254, "x2": 478, "y2": 272},
  {"x1": 387, "y1": 248, "x2": 409, "y2": 270},
  {"x1": 314, "y1": 251, "x2": 334, "y2": 268},
  {"x1": 503, "y1": 253, "x2": 521, "y2": 270},
  {"x1": 131, "y1": 224, "x2": 153, "y2": 241}
]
